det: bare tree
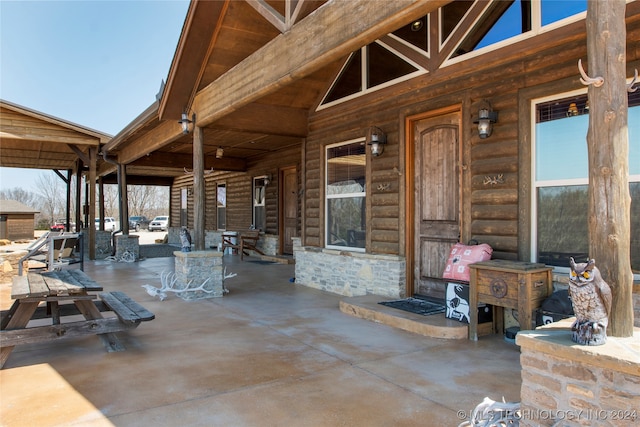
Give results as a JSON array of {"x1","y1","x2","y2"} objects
[
  {"x1": 128, "y1": 185, "x2": 156, "y2": 216},
  {"x1": 0, "y1": 187, "x2": 39, "y2": 208},
  {"x1": 35, "y1": 171, "x2": 65, "y2": 225},
  {"x1": 102, "y1": 184, "x2": 119, "y2": 220}
]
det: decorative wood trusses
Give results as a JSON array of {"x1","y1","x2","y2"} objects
[{"x1": 246, "y1": 0, "x2": 318, "y2": 33}]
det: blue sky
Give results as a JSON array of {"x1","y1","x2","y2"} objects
[{"x1": 0, "y1": 0, "x2": 189, "y2": 192}]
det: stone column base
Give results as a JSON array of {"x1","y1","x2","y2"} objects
[
  {"x1": 174, "y1": 251, "x2": 224, "y2": 300},
  {"x1": 115, "y1": 235, "x2": 140, "y2": 261}
]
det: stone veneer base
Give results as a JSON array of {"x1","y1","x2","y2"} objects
[
  {"x1": 293, "y1": 244, "x2": 406, "y2": 298},
  {"x1": 173, "y1": 250, "x2": 224, "y2": 300},
  {"x1": 516, "y1": 320, "x2": 640, "y2": 427}
]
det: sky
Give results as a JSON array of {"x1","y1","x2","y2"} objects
[{"x1": 0, "y1": 0, "x2": 190, "y2": 192}]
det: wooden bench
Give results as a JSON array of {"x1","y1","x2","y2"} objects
[{"x1": 99, "y1": 291, "x2": 155, "y2": 325}]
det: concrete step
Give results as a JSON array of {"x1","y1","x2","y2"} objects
[
  {"x1": 340, "y1": 295, "x2": 493, "y2": 340},
  {"x1": 260, "y1": 254, "x2": 294, "y2": 264}
]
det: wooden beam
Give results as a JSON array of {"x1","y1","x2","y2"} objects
[
  {"x1": 130, "y1": 151, "x2": 246, "y2": 172},
  {"x1": 68, "y1": 144, "x2": 90, "y2": 165},
  {"x1": 194, "y1": 0, "x2": 449, "y2": 128},
  {"x1": 100, "y1": 175, "x2": 174, "y2": 186},
  {"x1": 214, "y1": 103, "x2": 308, "y2": 137},
  {"x1": 116, "y1": 120, "x2": 184, "y2": 165}
]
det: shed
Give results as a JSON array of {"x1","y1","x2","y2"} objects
[{"x1": 0, "y1": 200, "x2": 39, "y2": 241}]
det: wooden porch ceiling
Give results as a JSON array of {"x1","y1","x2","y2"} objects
[
  {"x1": 102, "y1": 0, "x2": 450, "y2": 181},
  {"x1": 0, "y1": 100, "x2": 110, "y2": 172}
]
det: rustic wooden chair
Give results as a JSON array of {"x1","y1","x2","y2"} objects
[
  {"x1": 221, "y1": 232, "x2": 240, "y2": 255},
  {"x1": 239, "y1": 230, "x2": 264, "y2": 260}
]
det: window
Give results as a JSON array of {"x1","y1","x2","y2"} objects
[
  {"x1": 533, "y1": 90, "x2": 640, "y2": 273},
  {"x1": 217, "y1": 183, "x2": 226, "y2": 230},
  {"x1": 447, "y1": 1, "x2": 586, "y2": 63},
  {"x1": 326, "y1": 140, "x2": 366, "y2": 251},
  {"x1": 253, "y1": 176, "x2": 267, "y2": 231}
]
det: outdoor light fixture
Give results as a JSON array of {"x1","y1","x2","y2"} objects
[
  {"x1": 410, "y1": 19, "x2": 423, "y2": 31},
  {"x1": 567, "y1": 102, "x2": 579, "y2": 116},
  {"x1": 178, "y1": 111, "x2": 194, "y2": 134},
  {"x1": 473, "y1": 101, "x2": 498, "y2": 139},
  {"x1": 216, "y1": 147, "x2": 224, "y2": 159},
  {"x1": 264, "y1": 173, "x2": 272, "y2": 186},
  {"x1": 366, "y1": 126, "x2": 387, "y2": 157}
]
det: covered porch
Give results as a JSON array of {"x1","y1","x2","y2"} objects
[{"x1": 0, "y1": 254, "x2": 521, "y2": 426}]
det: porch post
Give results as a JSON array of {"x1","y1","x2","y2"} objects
[
  {"x1": 120, "y1": 164, "x2": 129, "y2": 235},
  {"x1": 88, "y1": 146, "x2": 97, "y2": 259},
  {"x1": 193, "y1": 120, "x2": 205, "y2": 251},
  {"x1": 585, "y1": 0, "x2": 633, "y2": 337}
]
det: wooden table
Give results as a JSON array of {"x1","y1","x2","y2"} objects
[
  {"x1": 0, "y1": 269, "x2": 153, "y2": 368},
  {"x1": 468, "y1": 260, "x2": 553, "y2": 341}
]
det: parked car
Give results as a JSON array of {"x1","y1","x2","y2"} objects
[
  {"x1": 50, "y1": 219, "x2": 75, "y2": 232},
  {"x1": 149, "y1": 216, "x2": 169, "y2": 232},
  {"x1": 95, "y1": 217, "x2": 117, "y2": 231},
  {"x1": 128, "y1": 215, "x2": 150, "y2": 231}
]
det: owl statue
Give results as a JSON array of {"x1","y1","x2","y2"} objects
[
  {"x1": 180, "y1": 227, "x2": 192, "y2": 252},
  {"x1": 568, "y1": 257, "x2": 612, "y2": 345}
]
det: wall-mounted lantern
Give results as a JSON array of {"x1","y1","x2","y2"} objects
[
  {"x1": 473, "y1": 101, "x2": 498, "y2": 139},
  {"x1": 366, "y1": 126, "x2": 387, "y2": 157},
  {"x1": 178, "y1": 111, "x2": 195, "y2": 135},
  {"x1": 216, "y1": 147, "x2": 224, "y2": 159}
]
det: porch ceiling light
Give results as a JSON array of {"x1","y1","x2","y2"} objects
[
  {"x1": 216, "y1": 147, "x2": 224, "y2": 159},
  {"x1": 178, "y1": 112, "x2": 195, "y2": 135},
  {"x1": 473, "y1": 101, "x2": 498, "y2": 139},
  {"x1": 366, "y1": 126, "x2": 387, "y2": 157}
]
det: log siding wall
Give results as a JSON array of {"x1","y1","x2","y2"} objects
[
  {"x1": 303, "y1": 11, "x2": 640, "y2": 262},
  {"x1": 170, "y1": 144, "x2": 302, "y2": 238}
]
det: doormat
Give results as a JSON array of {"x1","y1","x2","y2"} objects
[
  {"x1": 378, "y1": 298, "x2": 446, "y2": 316},
  {"x1": 249, "y1": 260, "x2": 277, "y2": 265}
]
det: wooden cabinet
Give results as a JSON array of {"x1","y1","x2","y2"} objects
[{"x1": 468, "y1": 260, "x2": 553, "y2": 341}]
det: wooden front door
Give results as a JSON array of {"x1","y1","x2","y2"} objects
[
  {"x1": 410, "y1": 109, "x2": 461, "y2": 298},
  {"x1": 280, "y1": 166, "x2": 298, "y2": 255}
]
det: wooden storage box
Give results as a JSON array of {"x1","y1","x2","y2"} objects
[{"x1": 468, "y1": 260, "x2": 553, "y2": 341}]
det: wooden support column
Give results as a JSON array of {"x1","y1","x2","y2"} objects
[
  {"x1": 75, "y1": 161, "x2": 82, "y2": 233},
  {"x1": 67, "y1": 169, "x2": 73, "y2": 232},
  {"x1": 98, "y1": 177, "x2": 105, "y2": 230},
  {"x1": 88, "y1": 147, "x2": 97, "y2": 259},
  {"x1": 585, "y1": 0, "x2": 633, "y2": 337},
  {"x1": 193, "y1": 122, "x2": 205, "y2": 251},
  {"x1": 120, "y1": 164, "x2": 129, "y2": 235}
]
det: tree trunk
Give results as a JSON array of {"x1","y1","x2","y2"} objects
[{"x1": 586, "y1": 0, "x2": 633, "y2": 337}]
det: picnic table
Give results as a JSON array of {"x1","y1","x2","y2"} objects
[{"x1": 0, "y1": 269, "x2": 154, "y2": 368}]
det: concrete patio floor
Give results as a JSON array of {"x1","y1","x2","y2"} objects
[{"x1": 1, "y1": 254, "x2": 522, "y2": 427}]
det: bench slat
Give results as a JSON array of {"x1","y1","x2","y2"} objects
[
  {"x1": 99, "y1": 292, "x2": 155, "y2": 324},
  {"x1": 26, "y1": 273, "x2": 50, "y2": 297},
  {"x1": 110, "y1": 292, "x2": 155, "y2": 321},
  {"x1": 11, "y1": 276, "x2": 31, "y2": 299},
  {"x1": 66, "y1": 270, "x2": 102, "y2": 291},
  {"x1": 41, "y1": 270, "x2": 85, "y2": 295}
]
